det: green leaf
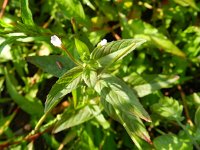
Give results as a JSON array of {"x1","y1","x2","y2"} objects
[
  {"x1": 53, "y1": 104, "x2": 102, "y2": 133},
  {"x1": 153, "y1": 134, "x2": 193, "y2": 150},
  {"x1": 151, "y1": 97, "x2": 183, "y2": 121},
  {"x1": 21, "y1": 0, "x2": 34, "y2": 26},
  {"x1": 101, "y1": 99, "x2": 151, "y2": 148},
  {"x1": 75, "y1": 38, "x2": 90, "y2": 61},
  {"x1": 44, "y1": 66, "x2": 83, "y2": 113},
  {"x1": 56, "y1": 0, "x2": 87, "y2": 25},
  {"x1": 0, "y1": 36, "x2": 23, "y2": 54},
  {"x1": 90, "y1": 39, "x2": 146, "y2": 66},
  {"x1": 26, "y1": 55, "x2": 75, "y2": 77},
  {"x1": 195, "y1": 106, "x2": 200, "y2": 129},
  {"x1": 124, "y1": 73, "x2": 180, "y2": 97},
  {"x1": 95, "y1": 74, "x2": 151, "y2": 122},
  {"x1": 121, "y1": 18, "x2": 185, "y2": 57},
  {"x1": 5, "y1": 68, "x2": 43, "y2": 117}
]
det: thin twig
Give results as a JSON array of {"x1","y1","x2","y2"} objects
[
  {"x1": 177, "y1": 85, "x2": 193, "y2": 126},
  {"x1": 0, "y1": 0, "x2": 9, "y2": 18}
]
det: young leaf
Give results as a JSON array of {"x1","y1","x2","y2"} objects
[
  {"x1": 5, "y1": 68, "x2": 43, "y2": 117},
  {"x1": 26, "y1": 55, "x2": 75, "y2": 77},
  {"x1": 53, "y1": 104, "x2": 102, "y2": 133},
  {"x1": 45, "y1": 66, "x2": 83, "y2": 113},
  {"x1": 75, "y1": 38, "x2": 90, "y2": 61},
  {"x1": 90, "y1": 39, "x2": 146, "y2": 66},
  {"x1": 101, "y1": 99, "x2": 151, "y2": 147},
  {"x1": 94, "y1": 74, "x2": 151, "y2": 122},
  {"x1": 82, "y1": 68, "x2": 98, "y2": 88},
  {"x1": 124, "y1": 73, "x2": 180, "y2": 97},
  {"x1": 151, "y1": 97, "x2": 183, "y2": 121},
  {"x1": 21, "y1": 0, "x2": 34, "y2": 26}
]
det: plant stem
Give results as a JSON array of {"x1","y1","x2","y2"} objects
[
  {"x1": 177, "y1": 85, "x2": 193, "y2": 126},
  {"x1": 61, "y1": 45, "x2": 82, "y2": 66}
]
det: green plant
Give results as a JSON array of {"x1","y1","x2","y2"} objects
[{"x1": 1, "y1": 0, "x2": 200, "y2": 149}]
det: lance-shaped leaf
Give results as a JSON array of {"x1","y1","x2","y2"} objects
[
  {"x1": 101, "y1": 99, "x2": 151, "y2": 148},
  {"x1": 5, "y1": 68, "x2": 43, "y2": 117},
  {"x1": 94, "y1": 74, "x2": 151, "y2": 122},
  {"x1": 90, "y1": 39, "x2": 146, "y2": 66},
  {"x1": 124, "y1": 73, "x2": 180, "y2": 97},
  {"x1": 45, "y1": 66, "x2": 83, "y2": 113},
  {"x1": 53, "y1": 104, "x2": 102, "y2": 133}
]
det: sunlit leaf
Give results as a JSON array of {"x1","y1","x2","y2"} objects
[
  {"x1": 153, "y1": 134, "x2": 192, "y2": 150},
  {"x1": 21, "y1": 0, "x2": 34, "y2": 26},
  {"x1": 75, "y1": 38, "x2": 90, "y2": 61},
  {"x1": 151, "y1": 97, "x2": 183, "y2": 121},
  {"x1": 91, "y1": 39, "x2": 146, "y2": 66},
  {"x1": 45, "y1": 66, "x2": 83, "y2": 113},
  {"x1": 95, "y1": 74, "x2": 151, "y2": 122},
  {"x1": 101, "y1": 99, "x2": 151, "y2": 148}
]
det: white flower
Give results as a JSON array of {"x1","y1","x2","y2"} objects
[
  {"x1": 51, "y1": 35, "x2": 62, "y2": 47},
  {"x1": 98, "y1": 39, "x2": 107, "y2": 46}
]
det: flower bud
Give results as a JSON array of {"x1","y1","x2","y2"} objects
[{"x1": 50, "y1": 35, "x2": 62, "y2": 47}]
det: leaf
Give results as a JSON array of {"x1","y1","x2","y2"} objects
[
  {"x1": 53, "y1": 104, "x2": 102, "y2": 133},
  {"x1": 120, "y1": 18, "x2": 185, "y2": 57},
  {"x1": 94, "y1": 74, "x2": 151, "y2": 122},
  {"x1": 5, "y1": 68, "x2": 43, "y2": 117},
  {"x1": 82, "y1": 68, "x2": 98, "y2": 88},
  {"x1": 101, "y1": 99, "x2": 151, "y2": 148},
  {"x1": 57, "y1": 0, "x2": 87, "y2": 25},
  {"x1": 195, "y1": 106, "x2": 200, "y2": 129},
  {"x1": 0, "y1": 36, "x2": 23, "y2": 54},
  {"x1": 75, "y1": 38, "x2": 90, "y2": 61},
  {"x1": 26, "y1": 55, "x2": 75, "y2": 77},
  {"x1": 173, "y1": 0, "x2": 200, "y2": 11},
  {"x1": 151, "y1": 97, "x2": 183, "y2": 121},
  {"x1": 21, "y1": 0, "x2": 34, "y2": 26},
  {"x1": 153, "y1": 134, "x2": 193, "y2": 150},
  {"x1": 124, "y1": 73, "x2": 180, "y2": 97},
  {"x1": 44, "y1": 66, "x2": 83, "y2": 113},
  {"x1": 90, "y1": 39, "x2": 146, "y2": 66}
]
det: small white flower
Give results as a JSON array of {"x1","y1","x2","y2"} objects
[
  {"x1": 51, "y1": 35, "x2": 62, "y2": 47},
  {"x1": 98, "y1": 39, "x2": 107, "y2": 46}
]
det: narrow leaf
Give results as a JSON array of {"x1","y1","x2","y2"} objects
[
  {"x1": 82, "y1": 69, "x2": 98, "y2": 88},
  {"x1": 44, "y1": 66, "x2": 83, "y2": 113},
  {"x1": 21, "y1": 0, "x2": 34, "y2": 26},
  {"x1": 95, "y1": 74, "x2": 151, "y2": 122},
  {"x1": 5, "y1": 68, "x2": 43, "y2": 117},
  {"x1": 101, "y1": 99, "x2": 151, "y2": 147}
]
